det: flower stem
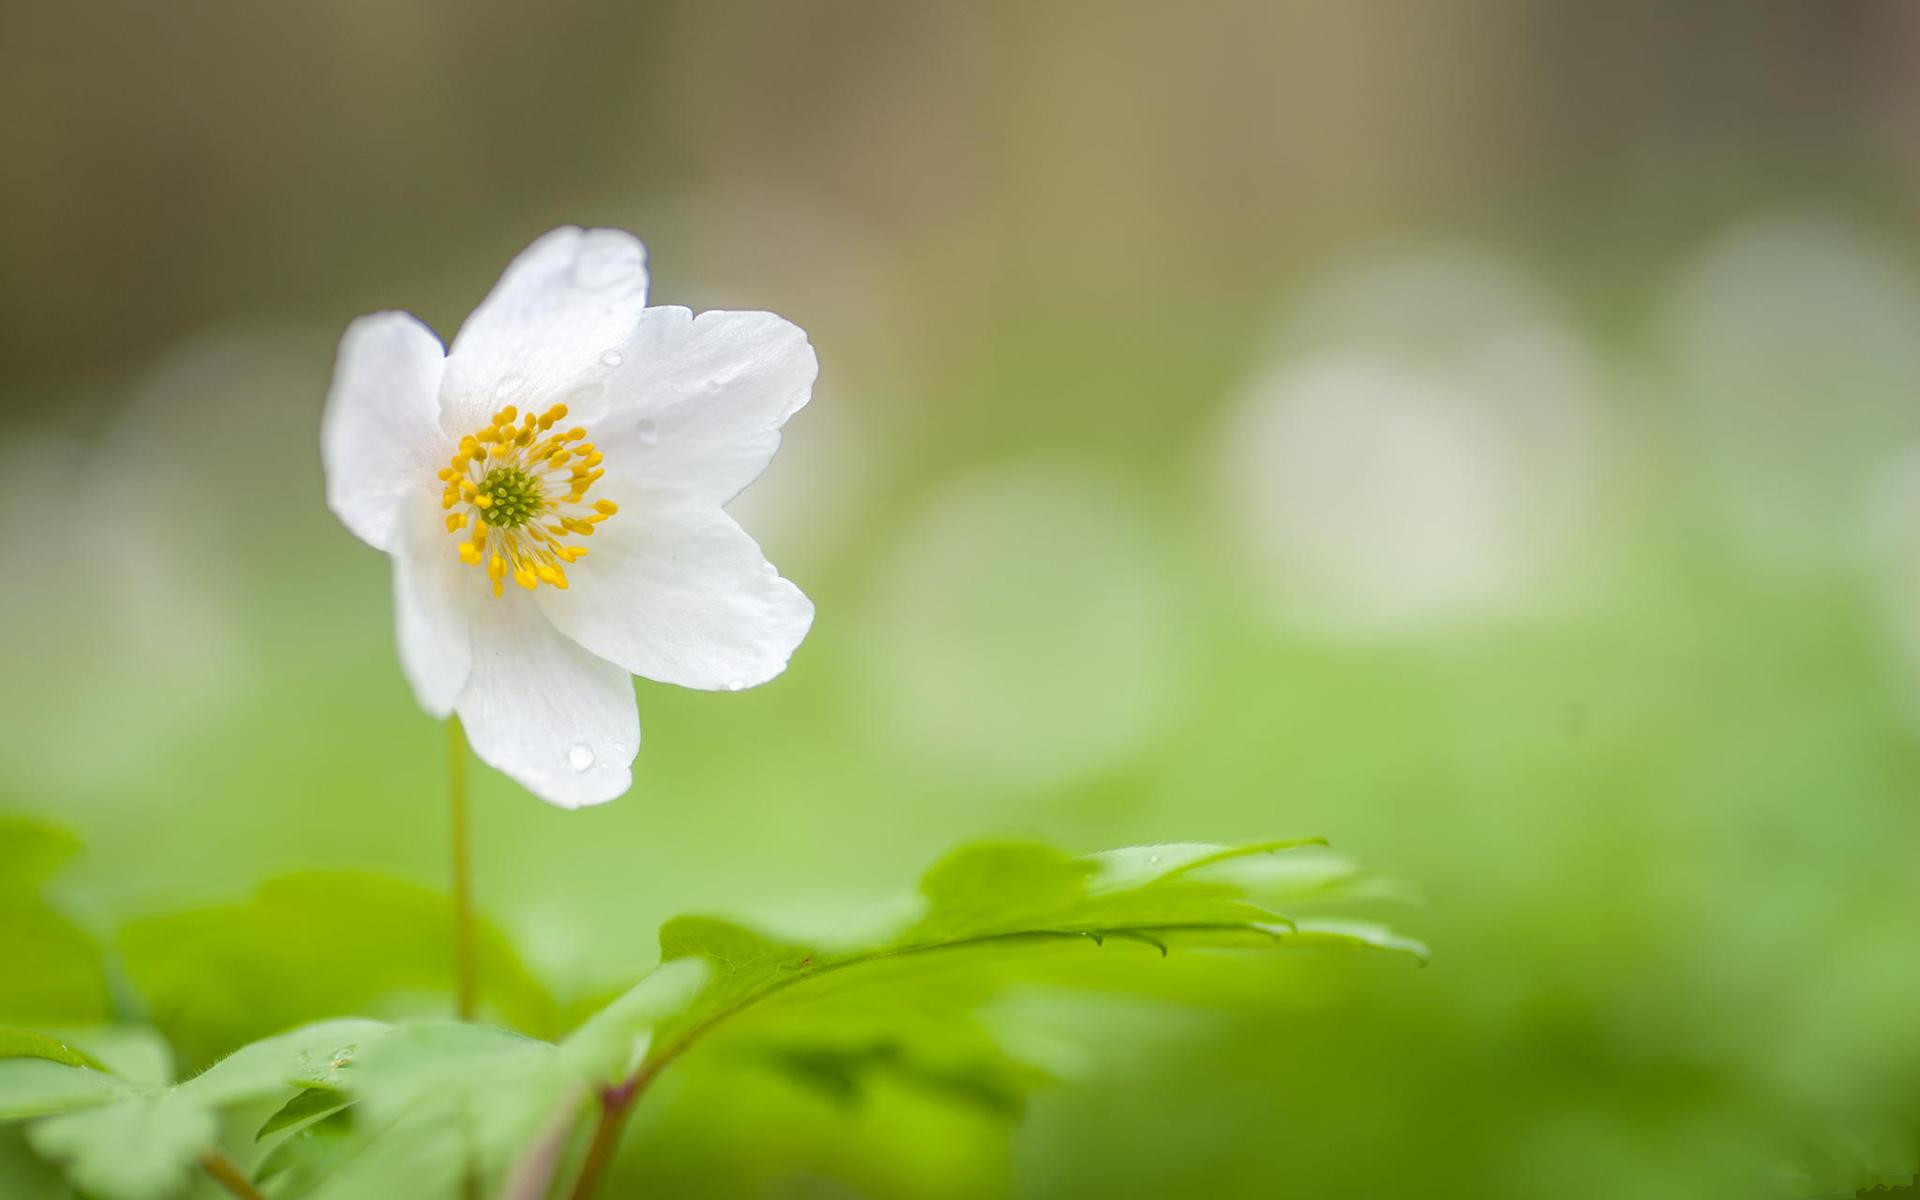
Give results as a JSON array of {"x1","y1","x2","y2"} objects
[
  {"x1": 567, "y1": 1074, "x2": 652, "y2": 1200},
  {"x1": 447, "y1": 716, "x2": 477, "y2": 1022},
  {"x1": 199, "y1": 1150, "x2": 265, "y2": 1200}
]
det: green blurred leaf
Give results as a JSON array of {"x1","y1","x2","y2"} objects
[
  {"x1": 556, "y1": 957, "x2": 708, "y2": 1083},
  {"x1": 240, "y1": 960, "x2": 704, "y2": 1197},
  {"x1": 295, "y1": 1023, "x2": 567, "y2": 1199},
  {"x1": 120, "y1": 871, "x2": 558, "y2": 1068},
  {"x1": 178, "y1": 1018, "x2": 387, "y2": 1107},
  {"x1": 0, "y1": 1059, "x2": 126, "y2": 1119},
  {"x1": 0, "y1": 1126, "x2": 66, "y2": 1200},
  {"x1": 1, "y1": 836, "x2": 1409, "y2": 1197},
  {"x1": 347, "y1": 1022, "x2": 554, "y2": 1127},
  {"x1": 256, "y1": 1103, "x2": 356, "y2": 1191},
  {"x1": 1287, "y1": 918, "x2": 1431, "y2": 964},
  {"x1": 294, "y1": 1105, "x2": 467, "y2": 1200},
  {"x1": 256, "y1": 1086, "x2": 347, "y2": 1140},
  {"x1": 41, "y1": 1026, "x2": 173, "y2": 1088},
  {"x1": 734, "y1": 995, "x2": 1053, "y2": 1119},
  {"x1": 25, "y1": 1091, "x2": 213, "y2": 1200},
  {"x1": 0, "y1": 816, "x2": 111, "y2": 1026},
  {"x1": 0, "y1": 1029, "x2": 108, "y2": 1073},
  {"x1": 0, "y1": 818, "x2": 80, "y2": 889},
  {"x1": 0, "y1": 836, "x2": 1412, "y2": 1197},
  {"x1": 1, "y1": 1018, "x2": 393, "y2": 1200},
  {"x1": 766, "y1": 1040, "x2": 1035, "y2": 1117}
]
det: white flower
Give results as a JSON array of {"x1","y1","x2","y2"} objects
[{"x1": 321, "y1": 227, "x2": 816, "y2": 807}]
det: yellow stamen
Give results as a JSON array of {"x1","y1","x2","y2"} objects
[{"x1": 436, "y1": 404, "x2": 617, "y2": 597}]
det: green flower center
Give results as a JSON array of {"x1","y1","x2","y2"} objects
[{"x1": 478, "y1": 465, "x2": 544, "y2": 528}]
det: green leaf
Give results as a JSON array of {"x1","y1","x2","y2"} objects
[
  {"x1": 294, "y1": 1105, "x2": 466, "y2": 1200},
  {"x1": 0, "y1": 818, "x2": 80, "y2": 889},
  {"x1": 292, "y1": 1022, "x2": 568, "y2": 1199},
  {"x1": 25, "y1": 1092, "x2": 213, "y2": 1200},
  {"x1": 1286, "y1": 918, "x2": 1431, "y2": 964},
  {"x1": 0, "y1": 1029, "x2": 108, "y2": 1073},
  {"x1": 0, "y1": 1126, "x2": 68, "y2": 1200},
  {"x1": 86, "y1": 835, "x2": 1414, "y2": 1196},
  {"x1": 38, "y1": 1026, "x2": 172, "y2": 1088},
  {"x1": 1085, "y1": 838, "x2": 1331, "y2": 890},
  {"x1": 346, "y1": 1022, "x2": 554, "y2": 1126},
  {"x1": 556, "y1": 956, "x2": 708, "y2": 1083},
  {"x1": 633, "y1": 836, "x2": 1420, "y2": 1117},
  {"x1": 256, "y1": 1085, "x2": 348, "y2": 1140},
  {"x1": 767, "y1": 1040, "x2": 1034, "y2": 1117},
  {"x1": 121, "y1": 871, "x2": 558, "y2": 1069},
  {"x1": 658, "y1": 916, "x2": 818, "y2": 1034},
  {"x1": 0, "y1": 817, "x2": 110, "y2": 1026},
  {"x1": 906, "y1": 842, "x2": 1095, "y2": 941},
  {"x1": 255, "y1": 1104, "x2": 357, "y2": 1192},
  {"x1": 733, "y1": 995, "x2": 1053, "y2": 1118},
  {"x1": 178, "y1": 1017, "x2": 388, "y2": 1107},
  {"x1": 0, "y1": 1018, "x2": 392, "y2": 1200},
  {"x1": 243, "y1": 965, "x2": 709, "y2": 1197},
  {"x1": 0, "y1": 1059, "x2": 126, "y2": 1120}
]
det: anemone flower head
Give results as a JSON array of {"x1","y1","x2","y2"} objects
[{"x1": 322, "y1": 227, "x2": 815, "y2": 807}]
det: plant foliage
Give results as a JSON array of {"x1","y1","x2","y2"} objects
[{"x1": 0, "y1": 821, "x2": 1420, "y2": 1199}]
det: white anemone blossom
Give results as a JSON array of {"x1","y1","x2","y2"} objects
[{"x1": 322, "y1": 227, "x2": 816, "y2": 807}]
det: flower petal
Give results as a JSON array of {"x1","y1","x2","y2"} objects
[
  {"x1": 536, "y1": 489, "x2": 814, "y2": 691},
  {"x1": 321, "y1": 312, "x2": 449, "y2": 552},
  {"x1": 456, "y1": 594, "x2": 639, "y2": 808},
  {"x1": 592, "y1": 308, "x2": 817, "y2": 505},
  {"x1": 440, "y1": 228, "x2": 649, "y2": 436},
  {"x1": 392, "y1": 491, "x2": 475, "y2": 716}
]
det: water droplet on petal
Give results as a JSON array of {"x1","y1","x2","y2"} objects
[
  {"x1": 633, "y1": 418, "x2": 659, "y2": 446},
  {"x1": 600, "y1": 350, "x2": 624, "y2": 367},
  {"x1": 704, "y1": 379, "x2": 723, "y2": 393},
  {"x1": 567, "y1": 743, "x2": 595, "y2": 771}
]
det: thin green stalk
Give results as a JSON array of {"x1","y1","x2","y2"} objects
[
  {"x1": 199, "y1": 1150, "x2": 265, "y2": 1200},
  {"x1": 447, "y1": 717, "x2": 477, "y2": 1022}
]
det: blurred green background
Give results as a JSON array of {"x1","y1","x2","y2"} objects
[{"x1": 6, "y1": 2, "x2": 1920, "y2": 1196}]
